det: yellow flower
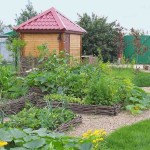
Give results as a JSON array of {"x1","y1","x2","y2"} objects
[
  {"x1": 99, "y1": 129, "x2": 105, "y2": 133},
  {"x1": 102, "y1": 131, "x2": 107, "y2": 135},
  {"x1": 92, "y1": 140, "x2": 97, "y2": 143},
  {"x1": 98, "y1": 138, "x2": 104, "y2": 141},
  {"x1": 0, "y1": 141, "x2": 8, "y2": 147},
  {"x1": 93, "y1": 130, "x2": 100, "y2": 136},
  {"x1": 82, "y1": 129, "x2": 92, "y2": 138},
  {"x1": 87, "y1": 130, "x2": 92, "y2": 134}
]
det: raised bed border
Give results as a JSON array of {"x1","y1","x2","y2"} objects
[
  {"x1": 55, "y1": 115, "x2": 82, "y2": 133},
  {"x1": 27, "y1": 87, "x2": 122, "y2": 115},
  {"x1": 36, "y1": 100, "x2": 122, "y2": 116},
  {"x1": 0, "y1": 93, "x2": 82, "y2": 133}
]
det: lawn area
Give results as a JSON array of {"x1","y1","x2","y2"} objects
[
  {"x1": 111, "y1": 67, "x2": 150, "y2": 87},
  {"x1": 105, "y1": 119, "x2": 150, "y2": 150},
  {"x1": 133, "y1": 71, "x2": 150, "y2": 87}
]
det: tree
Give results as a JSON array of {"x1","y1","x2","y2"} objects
[
  {"x1": 130, "y1": 28, "x2": 149, "y2": 65},
  {"x1": 7, "y1": 38, "x2": 26, "y2": 72},
  {"x1": 15, "y1": 2, "x2": 38, "y2": 25},
  {"x1": 0, "y1": 21, "x2": 4, "y2": 34},
  {"x1": 7, "y1": 2, "x2": 38, "y2": 44},
  {"x1": 6, "y1": 2, "x2": 38, "y2": 70},
  {"x1": 77, "y1": 13, "x2": 124, "y2": 62}
]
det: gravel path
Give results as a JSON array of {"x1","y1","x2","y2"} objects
[
  {"x1": 67, "y1": 87, "x2": 150, "y2": 136},
  {"x1": 67, "y1": 110, "x2": 150, "y2": 136},
  {"x1": 142, "y1": 87, "x2": 150, "y2": 93}
]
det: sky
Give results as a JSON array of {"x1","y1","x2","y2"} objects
[{"x1": 1, "y1": 0, "x2": 150, "y2": 33}]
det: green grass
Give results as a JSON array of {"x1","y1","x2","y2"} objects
[
  {"x1": 133, "y1": 72, "x2": 150, "y2": 87},
  {"x1": 111, "y1": 67, "x2": 150, "y2": 87},
  {"x1": 105, "y1": 120, "x2": 150, "y2": 150},
  {"x1": 111, "y1": 67, "x2": 134, "y2": 80}
]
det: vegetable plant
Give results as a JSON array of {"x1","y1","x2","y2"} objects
[
  {"x1": 44, "y1": 94, "x2": 85, "y2": 104},
  {"x1": 4, "y1": 106, "x2": 76, "y2": 130},
  {"x1": 0, "y1": 127, "x2": 90, "y2": 150}
]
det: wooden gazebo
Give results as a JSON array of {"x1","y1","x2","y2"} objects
[{"x1": 14, "y1": 7, "x2": 86, "y2": 61}]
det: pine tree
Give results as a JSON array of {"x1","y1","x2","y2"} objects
[{"x1": 15, "y1": 2, "x2": 38, "y2": 25}]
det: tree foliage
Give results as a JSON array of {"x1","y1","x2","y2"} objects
[
  {"x1": 15, "y1": 2, "x2": 38, "y2": 25},
  {"x1": 77, "y1": 13, "x2": 124, "y2": 62},
  {"x1": 129, "y1": 28, "x2": 149, "y2": 64},
  {"x1": 6, "y1": 2, "x2": 38, "y2": 68},
  {"x1": 7, "y1": 38, "x2": 26, "y2": 71},
  {"x1": 130, "y1": 28, "x2": 149, "y2": 55}
]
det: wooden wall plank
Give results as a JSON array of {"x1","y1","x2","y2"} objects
[
  {"x1": 70, "y1": 34, "x2": 81, "y2": 60},
  {"x1": 21, "y1": 33, "x2": 59, "y2": 57}
]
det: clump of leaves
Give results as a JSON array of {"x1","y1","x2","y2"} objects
[
  {"x1": 26, "y1": 50, "x2": 96, "y2": 98},
  {"x1": 44, "y1": 94, "x2": 85, "y2": 104},
  {"x1": 4, "y1": 106, "x2": 76, "y2": 130},
  {"x1": 0, "y1": 127, "x2": 97, "y2": 150},
  {"x1": 85, "y1": 76, "x2": 133, "y2": 106},
  {"x1": 0, "y1": 65, "x2": 28, "y2": 99},
  {"x1": 125, "y1": 87, "x2": 150, "y2": 114}
]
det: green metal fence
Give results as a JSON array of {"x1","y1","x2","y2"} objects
[{"x1": 124, "y1": 35, "x2": 150, "y2": 64}]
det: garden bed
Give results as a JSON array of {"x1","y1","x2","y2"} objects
[
  {"x1": 55, "y1": 115, "x2": 82, "y2": 132},
  {"x1": 0, "y1": 94, "x2": 82, "y2": 133},
  {"x1": 36, "y1": 100, "x2": 122, "y2": 116},
  {"x1": 0, "y1": 93, "x2": 39, "y2": 115}
]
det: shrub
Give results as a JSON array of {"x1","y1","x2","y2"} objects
[
  {"x1": 26, "y1": 52, "x2": 98, "y2": 98},
  {"x1": 85, "y1": 76, "x2": 133, "y2": 106},
  {"x1": 0, "y1": 66, "x2": 27, "y2": 99},
  {"x1": 125, "y1": 87, "x2": 150, "y2": 114}
]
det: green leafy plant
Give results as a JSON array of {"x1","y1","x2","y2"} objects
[
  {"x1": 85, "y1": 75, "x2": 133, "y2": 106},
  {"x1": 125, "y1": 87, "x2": 150, "y2": 114},
  {"x1": 44, "y1": 94, "x2": 85, "y2": 104},
  {"x1": 26, "y1": 50, "x2": 95, "y2": 98},
  {"x1": 24, "y1": 47, "x2": 150, "y2": 115},
  {"x1": 0, "y1": 65, "x2": 27, "y2": 100},
  {"x1": 7, "y1": 38, "x2": 26, "y2": 72},
  {"x1": 0, "y1": 127, "x2": 100, "y2": 150},
  {"x1": 4, "y1": 106, "x2": 76, "y2": 130}
]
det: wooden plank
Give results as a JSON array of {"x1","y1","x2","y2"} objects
[
  {"x1": 70, "y1": 34, "x2": 81, "y2": 60},
  {"x1": 21, "y1": 33, "x2": 59, "y2": 57}
]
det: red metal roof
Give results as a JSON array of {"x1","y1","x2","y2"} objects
[{"x1": 14, "y1": 7, "x2": 86, "y2": 33}]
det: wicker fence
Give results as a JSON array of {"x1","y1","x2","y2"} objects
[
  {"x1": 26, "y1": 87, "x2": 122, "y2": 115},
  {"x1": 36, "y1": 100, "x2": 122, "y2": 116},
  {"x1": 55, "y1": 115, "x2": 82, "y2": 133},
  {"x1": 0, "y1": 93, "x2": 82, "y2": 133}
]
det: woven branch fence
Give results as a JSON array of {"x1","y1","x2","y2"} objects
[
  {"x1": 36, "y1": 100, "x2": 122, "y2": 116},
  {"x1": 0, "y1": 93, "x2": 82, "y2": 133},
  {"x1": 27, "y1": 87, "x2": 122, "y2": 115}
]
